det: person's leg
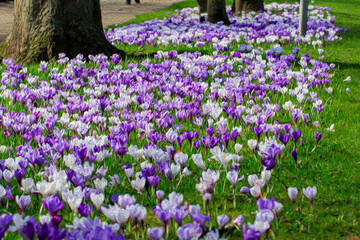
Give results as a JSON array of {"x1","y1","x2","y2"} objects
[
  {"x1": 126, "y1": 0, "x2": 131, "y2": 4},
  {"x1": 135, "y1": 0, "x2": 140, "y2": 3}
]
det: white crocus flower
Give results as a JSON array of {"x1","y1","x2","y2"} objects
[
  {"x1": 67, "y1": 196, "x2": 82, "y2": 212},
  {"x1": 115, "y1": 208, "x2": 129, "y2": 227},
  {"x1": 0, "y1": 185, "x2": 6, "y2": 200},
  {"x1": 131, "y1": 177, "x2": 146, "y2": 194},
  {"x1": 261, "y1": 170, "x2": 271, "y2": 184},
  {"x1": 283, "y1": 101, "x2": 294, "y2": 112},
  {"x1": 170, "y1": 163, "x2": 181, "y2": 177},
  {"x1": 325, "y1": 124, "x2": 335, "y2": 132},
  {"x1": 94, "y1": 178, "x2": 108, "y2": 193},
  {"x1": 8, "y1": 214, "x2": 29, "y2": 233},
  {"x1": 235, "y1": 144, "x2": 243, "y2": 154},
  {"x1": 192, "y1": 153, "x2": 207, "y2": 171},
  {"x1": 182, "y1": 167, "x2": 192, "y2": 177},
  {"x1": 287, "y1": 187, "x2": 298, "y2": 204},
  {"x1": 344, "y1": 76, "x2": 351, "y2": 82},
  {"x1": 127, "y1": 145, "x2": 139, "y2": 161},
  {"x1": 210, "y1": 146, "x2": 232, "y2": 170},
  {"x1": 21, "y1": 178, "x2": 35, "y2": 194},
  {"x1": 247, "y1": 139, "x2": 258, "y2": 152},
  {"x1": 248, "y1": 174, "x2": 258, "y2": 187},
  {"x1": 36, "y1": 180, "x2": 56, "y2": 197},
  {"x1": 174, "y1": 152, "x2": 188, "y2": 167},
  {"x1": 64, "y1": 154, "x2": 77, "y2": 169},
  {"x1": 90, "y1": 192, "x2": 105, "y2": 210},
  {"x1": 124, "y1": 168, "x2": 134, "y2": 179},
  {"x1": 39, "y1": 214, "x2": 52, "y2": 225},
  {"x1": 250, "y1": 186, "x2": 261, "y2": 198}
]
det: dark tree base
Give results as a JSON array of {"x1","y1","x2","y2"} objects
[
  {"x1": 0, "y1": 0, "x2": 126, "y2": 64},
  {"x1": 233, "y1": 0, "x2": 264, "y2": 13},
  {"x1": 207, "y1": 0, "x2": 231, "y2": 25}
]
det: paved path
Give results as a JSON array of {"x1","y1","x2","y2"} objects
[{"x1": 0, "y1": 0, "x2": 184, "y2": 43}]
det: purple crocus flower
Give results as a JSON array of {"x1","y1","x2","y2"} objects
[
  {"x1": 291, "y1": 150, "x2": 298, "y2": 166},
  {"x1": 77, "y1": 203, "x2": 93, "y2": 217},
  {"x1": 0, "y1": 213, "x2": 13, "y2": 239},
  {"x1": 252, "y1": 126, "x2": 263, "y2": 140},
  {"x1": 287, "y1": 187, "x2": 298, "y2": 205},
  {"x1": 118, "y1": 194, "x2": 136, "y2": 208},
  {"x1": 14, "y1": 169, "x2": 26, "y2": 185},
  {"x1": 217, "y1": 214, "x2": 229, "y2": 229},
  {"x1": 16, "y1": 195, "x2": 31, "y2": 215},
  {"x1": 4, "y1": 186, "x2": 14, "y2": 201},
  {"x1": 177, "y1": 223, "x2": 202, "y2": 240},
  {"x1": 71, "y1": 173, "x2": 86, "y2": 187},
  {"x1": 221, "y1": 133, "x2": 231, "y2": 149},
  {"x1": 302, "y1": 186, "x2": 317, "y2": 209},
  {"x1": 292, "y1": 47, "x2": 300, "y2": 55},
  {"x1": 36, "y1": 222, "x2": 51, "y2": 240},
  {"x1": 176, "y1": 134, "x2": 186, "y2": 148},
  {"x1": 141, "y1": 166, "x2": 156, "y2": 178},
  {"x1": 111, "y1": 54, "x2": 121, "y2": 65},
  {"x1": 51, "y1": 215, "x2": 62, "y2": 226},
  {"x1": 257, "y1": 198, "x2": 276, "y2": 211},
  {"x1": 233, "y1": 215, "x2": 245, "y2": 226},
  {"x1": 190, "y1": 209, "x2": 211, "y2": 228},
  {"x1": 21, "y1": 217, "x2": 36, "y2": 240},
  {"x1": 263, "y1": 144, "x2": 280, "y2": 160},
  {"x1": 291, "y1": 109, "x2": 302, "y2": 123},
  {"x1": 153, "y1": 208, "x2": 171, "y2": 228},
  {"x1": 183, "y1": 131, "x2": 194, "y2": 145},
  {"x1": 147, "y1": 175, "x2": 160, "y2": 189},
  {"x1": 156, "y1": 190, "x2": 165, "y2": 201},
  {"x1": 172, "y1": 206, "x2": 188, "y2": 226},
  {"x1": 42, "y1": 194, "x2": 64, "y2": 215},
  {"x1": 242, "y1": 224, "x2": 262, "y2": 240},
  {"x1": 147, "y1": 227, "x2": 165, "y2": 240},
  {"x1": 73, "y1": 147, "x2": 87, "y2": 164},
  {"x1": 216, "y1": 124, "x2": 227, "y2": 135},
  {"x1": 49, "y1": 226, "x2": 67, "y2": 239},
  {"x1": 193, "y1": 139, "x2": 201, "y2": 149},
  {"x1": 283, "y1": 123, "x2": 292, "y2": 133},
  {"x1": 260, "y1": 157, "x2": 276, "y2": 170},
  {"x1": 278, "y1": 132, "x2": 290, "y2": 145},
  {"x1": 230, "y1": 129, "x2": 239, "y2": 142},
  {"x1": 206, "y1": 127, "x2": 214, "y2": 137},
  {"x1": 240, "y1": 186, "x2": 250, "y2": 194},
  {"x1": 315, "y1": 132, "x2": 322, "y2": 143},
  {"x1": 111, "y1": 193, "x2": 119, "y2": 204},
  {"x1": 290, "y1": 129, "x2": 302, "y2": 146}
]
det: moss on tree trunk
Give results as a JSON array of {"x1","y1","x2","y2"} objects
[
  {"x1": 0, "y1": 0, "x2": 125, "y2": 64},
  {"x1": 207, "y1": 0, "x2": 230, "y2": 25}
]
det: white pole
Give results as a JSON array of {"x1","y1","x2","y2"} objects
[{"x1": 299, "y1": 0, "x2": 309, "y2": 37}]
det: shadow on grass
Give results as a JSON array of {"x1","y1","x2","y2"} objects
[{"x1": 331, "y1": 62, "x2": 360, "y2": 70}]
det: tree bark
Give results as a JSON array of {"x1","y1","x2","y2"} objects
[
  {"x1": 196, "y1": 0, "x2": 207, "y2": 22},
  {"x1": 0, "y1": 0, "x2": 125, "y2": 64},
  {"x1": 232, "y1": 0, "x2": 264, "y2": 14},
  {"x1": 207, "y1": 0, "x2": 230, "y2": 25}
]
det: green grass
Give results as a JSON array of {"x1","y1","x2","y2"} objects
[{"x1": 0, "y1": 0, "x2": 359, "y2": 239}]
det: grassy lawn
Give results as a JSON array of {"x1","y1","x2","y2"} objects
[{"x1": 107, "y1": 0, "x2": 360, "y2": 239}]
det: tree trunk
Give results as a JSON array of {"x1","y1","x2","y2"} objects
[
  {"x1": 232, "y1": 0, "x2": 264, "y2": 14},
  {"x1": 0, "y1": 0, "x2": 125, "y2": 64},
  {"x1": 196, "y1": 0, "x2": 207, "y2": 22},
  {"x1": 207, "y1": 0, "x2": 230, "y2": 25}
]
